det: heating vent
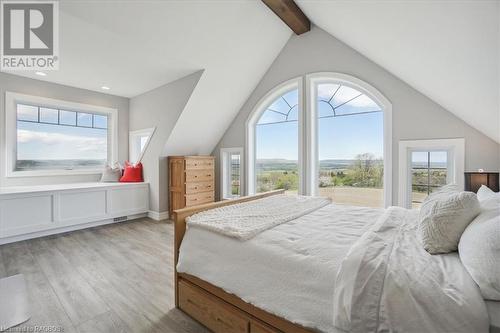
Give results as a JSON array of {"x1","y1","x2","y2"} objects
[{"x1": 113, "y1": 216, "x2": 128, "y2": 222}]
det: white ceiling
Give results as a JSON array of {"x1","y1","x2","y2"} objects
[
  {"x1": 298, "y1": 0, "x2": 500, "y2": 143},
  {"x1": 5, "y1": 0, "x2": 291, "y2": 99}
]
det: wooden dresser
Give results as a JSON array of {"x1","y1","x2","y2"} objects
[{"x1": 168, "y1": 156, "x2": 215, "y2": 218}]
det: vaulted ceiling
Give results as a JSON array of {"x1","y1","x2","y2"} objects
[
  {"x1": 297, "y1": 0, "x2": 500, "y2": 143},
  {"x1": 4, "y1": 0, "x2": 499, "y2": 148}
]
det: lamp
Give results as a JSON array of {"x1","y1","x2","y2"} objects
[{"x1": 464, "y1": 171, "x2": 499, "y2": 193}]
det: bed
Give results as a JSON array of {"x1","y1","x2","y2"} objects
[{"x1": 173, "y1": 190, "x2": 493, "y2": 333}]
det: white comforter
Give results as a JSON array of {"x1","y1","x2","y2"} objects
[
  {"x1": 186, "y1": 194, "x2": 331, "y2": 240},
  {"x1": 333, "y1": 207, "x2": 489, "y2": 333},
  {"x1": 178, "y1": 204, "x2": 383, "y2": 332}
]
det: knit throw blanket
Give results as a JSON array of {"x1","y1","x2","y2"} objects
[{"x1": 186, "y1": 194, "x2": 331, "y2": 240}]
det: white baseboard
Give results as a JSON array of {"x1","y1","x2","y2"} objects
[
  {"x1": 0, "y1": 213, "x2": 147, "y2": 245},
  {"x1": 148, "y1": 210, "x2": 170, "y2": 221}
]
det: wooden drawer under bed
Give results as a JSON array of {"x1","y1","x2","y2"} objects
[
  {"x1": 179, "y1": 280, "x2": 249, "y2": 333},
  {"x1": 179, "y1": 280, "x2": 281, "y2": 333}
]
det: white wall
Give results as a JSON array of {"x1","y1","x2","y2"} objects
[
  {"x1": 129, "y1": 71, "x2": 202, "y2": 213},
  {"x1": 214, "y1": 26, "x2": 500, "y2": 202},
  {"x1": 0, "y1": 72, "x2": 130, "y2": 187}
]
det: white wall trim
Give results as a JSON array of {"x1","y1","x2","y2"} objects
[
  {"x1": 220, "y1": 147, "x2": 244, "y2": 199},
  {"x1": 398, "y1": 138, "x2": 465, "y2": 208},
  {"x1": 4, "y1": 91, "x2": 118, "y2": 178},
  {"x1": 147, "y1": 210, "x2": 169, "y2": 221},
  {"x1": 245, "y1": 77, "x2": 302, "y2": 195}
]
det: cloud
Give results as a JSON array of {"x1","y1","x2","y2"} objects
[
  {"x1": 317, "y1": 84, "x2": 379, "y2": 108},
  {"x1": 17, "y1": 130, "x2": 107, "y2": 156}
]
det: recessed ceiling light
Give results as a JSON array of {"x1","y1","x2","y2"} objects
[
  {"x1": 35, "y1": 71, "x2": 47, "y2": 76},
  {"x1": 101, "y1": 86, "x2": 110, "y2": 90}
]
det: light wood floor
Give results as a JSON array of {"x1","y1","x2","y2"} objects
[{"x1": 0, "y1": 218, "x2": 210, "y2": 333}]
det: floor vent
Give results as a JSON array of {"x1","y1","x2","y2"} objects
[{"x1": 113, "y1": 216, "x2": 128, "y2": 222}]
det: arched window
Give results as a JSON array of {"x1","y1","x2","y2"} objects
[
  {"x1": 247, "y1": 73, "x2": 392, "y2": 207},
  {"x1": 246, "y1": 78, "x2": 302, "y2": 195},
  {"x1": 255, "y1": 89, "x2": 299, "y2": 193}
]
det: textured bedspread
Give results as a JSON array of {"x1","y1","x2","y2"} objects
[
  {"x1": 186, "y1": 194, "x2": 331, "y2": 240},
  {"x1": 333, "y1": 207, "x2": 489, "y2": 333},
  {"x1": 178, "y1": 204, "x2": 383, "y2": 332}
]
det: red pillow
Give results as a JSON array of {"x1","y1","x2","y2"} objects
[{"x1": 119, "y1": 162, "x2": 143, "y2": 182}]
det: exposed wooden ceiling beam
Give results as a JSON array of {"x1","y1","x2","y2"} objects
[{"x1": 262, "y1": 0, "x2": 311, "y2": 35}]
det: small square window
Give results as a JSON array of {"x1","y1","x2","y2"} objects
[
  {"x1": 93, "y1": 114, "x2": 108, "y2": 129},
  {"x1": 60, "y1": 110, "x2": 76, "y2": 126},
  {"x1": 40, "y1": 107, "x2": 59, "y2": 124},
  {"x1": 77, "y1": 112, "x2": 93, "y2": 127},
  {"x1": 17, "y1": 104, "x2": 38, "y2": 122}
]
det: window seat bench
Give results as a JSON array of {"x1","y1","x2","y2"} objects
[{"x1": 0, "y1": 182, "x2": 149, "y2": 245}]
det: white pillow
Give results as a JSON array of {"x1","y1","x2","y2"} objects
[
  {"x1": 477, "y1": 185, "x2": 500, "y2": 210},
  {"x1": 100, "y1": 165, "x2": 122, "y2": 182},
  {"x1": 419, "y1": 187, "x2": 480, "y2": 254},
  {"x1": 459, "y1": 209, "x2": 500, "y2": 300}
]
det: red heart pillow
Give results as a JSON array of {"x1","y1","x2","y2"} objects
[{"x1": 119, "y1": 162, "x2": 143, "y2": 182}]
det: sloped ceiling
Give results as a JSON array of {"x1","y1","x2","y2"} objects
[
  {"x1": 4, "y1": 1, "x2": 291, "y2": 100},
  {"x1": 297, "y1": 0, "x2": 500, "y2": 143}
]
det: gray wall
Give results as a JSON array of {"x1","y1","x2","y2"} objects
[
  {"x1": 214, "y1": 26, "x2": 500, "y2": 202},
  {"x1": 129, "y1": 71, "x2": 202, "y2": 213},
  {"x1": 0, "y1": 72, "x2": 130, "y2": 187}
]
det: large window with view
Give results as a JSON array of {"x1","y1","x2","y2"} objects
[
  {"x1": 247, "y1": 74, "x2": 392, "y2": 207},
  {"x1": 255, "y1": 89, "x2": 299, "y2": 194},
  {"x1": 5, "y1": 92, "x2": 117, "y2": 176},
  {"x1": 316, "y1": 83, "x2": 384, "y2": 207}
]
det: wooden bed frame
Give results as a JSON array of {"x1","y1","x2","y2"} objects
[{"x1": 174, "y1": 190, "x2": 314, "y2": 333}]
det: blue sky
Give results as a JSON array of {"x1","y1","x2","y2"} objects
[
  {"x1": 256, "y1": 86, "x2": 384, "y2": 161},
  {"x1": 17, "y1": 121, "x2": 107, "y2": 160}
]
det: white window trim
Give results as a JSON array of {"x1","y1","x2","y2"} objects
[
  {"x1": 398, "y1": 138, "x2": 465, "y2": 208},
  {"x1": 220, "y1": 147, "x2": 244, "y2": 200},
  {"x1": 245, "y1": 72, "x2": 393, "y2": 207},
  {"x1": 129, "y1": 127, "x2": 156, "y2": 164},
  {"x1": 246, "y1": 77, "x2": 303, "y2": 195},
  {"x1": 5, "y1": 91, "x2": 119, "y2": 178}
]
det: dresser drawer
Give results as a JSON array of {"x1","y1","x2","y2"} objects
[
  {"x1": 186, "y1": 181, "x2": 214, "y2": 194},
  {"x1": 185, "y1": 158, "x2": 214, "y2": 170},
  {"x1": 179, "y1": 280, "x2": 249, "y2": 333},
  {"x1": 185, "y1": 170, "x2": 214, "y2": 182},
  {"x1": 185, "y1": 192, "x2": 214, "y2": 207}
]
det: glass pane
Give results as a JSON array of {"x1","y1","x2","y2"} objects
[
  {"x1": 256, "y1": 89, "x2": 299, "y2": 194},
  {"x1": 39, "y1": 107, "x2": 58, "y2": 124},
  {"x1": 411, "y1": 151, "x2": 429, "y2": 207},
  {"x1": 317, "y1": 83, "x2": 340, "y2": 101},
  {"x1": 230, "y1": 153, "x2": 241, "y2": 197},
  {"x1": 17, "y1": 104, "x2": 38, "y2": 122},
  {"x1": 93, "y1": 114, "x2": 108, "y2": 129},
  {"x1": 60, "y1": 110, "x2": 76, "y2": 126},
  {"x1": 140, "y1": 135, "x2": 148, "y2": 151},
  {"x1": 317, "y1": 83, "x2": 384, "y2": 208},
  {"x1": 335, "y1": 94, "x2": 382, "y2": 116},
  {"x1": 331, "y1": 86, "x2": 362, "y2": 107},
  {"x1": 16, "y1": 121, "x2": 107, "y2": 171},
  {"x1": 257, "y1": 109, "x2": 287, "y2": 125},
  {"x1": 430, "y1": 151, "x2": 448, "y2": 187},
  {"x1": 410, "y1": 151, "x2": 448, "y2": 208},
  {"x1": 77, "y1": 112, "x2": 93, "y2": 127}
]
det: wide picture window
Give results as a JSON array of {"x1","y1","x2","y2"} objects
[{"x1": 5, "y1": 92, "x2": 117, "y2": 176}]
